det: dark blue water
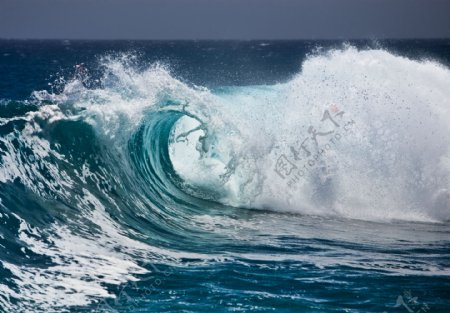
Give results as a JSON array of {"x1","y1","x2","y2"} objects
[{"x1": 0, "y1": 40, "x2": 449, "y2": 313}]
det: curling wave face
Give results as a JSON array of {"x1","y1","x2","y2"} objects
[{"x1": 0, "y1": 46, "x2": 450, "y2": 312}]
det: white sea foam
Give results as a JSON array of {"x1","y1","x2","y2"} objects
[{"x1": 169, "y1": 47, "x2": 450, "y2": 222}]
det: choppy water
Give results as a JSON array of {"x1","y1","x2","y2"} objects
[{"x1": 0, "y1": 40, "x2": 449, "y2": 312}]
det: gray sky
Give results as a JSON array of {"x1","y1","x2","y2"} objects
[{"x1": 1, "y1": 0, "x2": 450, "y2": 40}]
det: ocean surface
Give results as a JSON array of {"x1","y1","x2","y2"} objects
[{"x1": 0, "y1": 40, "x2": 450, "y2": 312}]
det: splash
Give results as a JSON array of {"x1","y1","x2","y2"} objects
[{"x1": 169, "y1": 47, "x2": 450, "y2": 222}]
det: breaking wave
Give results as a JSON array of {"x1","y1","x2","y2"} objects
[{"x1": 1, "y1": 47, "x2": 450, "y2": 311}]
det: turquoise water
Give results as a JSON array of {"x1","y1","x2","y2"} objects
[{"x1": 0, "y1": 40, "x2": 449, "y2": 312}]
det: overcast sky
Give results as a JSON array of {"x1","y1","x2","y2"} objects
[{"x1": 1, "y1": 0, "x2": 450, "y2": 40}]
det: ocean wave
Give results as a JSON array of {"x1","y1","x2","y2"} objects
[{"x1": 1, "y1": 46, "x2": 450, "y2": 311}]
